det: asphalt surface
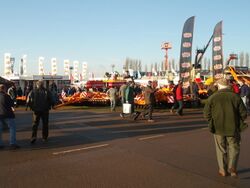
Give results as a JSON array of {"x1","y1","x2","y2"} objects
[{"x1": 0, "y1": 106, "x2": 250, "y2": 188}]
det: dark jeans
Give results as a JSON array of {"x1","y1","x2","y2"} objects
[
  {"x1": 32, "y1": 111, "x2": 49, "y2": 139},
  {"x1": 142, "y1": 104, "x2": 153, "y2": 120}
]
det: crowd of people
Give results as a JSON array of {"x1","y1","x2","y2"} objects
[{"x1": 0, "y1": 78, "x2": 249, "y2": 178}]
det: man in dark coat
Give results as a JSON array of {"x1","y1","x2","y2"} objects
[
  {"x1": 27, "y1": 81, "x2": 54, "y2": 144},
  {"x1": 0, "y1": 84, "x2": 20, "y2": 149},
  {"x1": 140, "y1": 81, "x2": 155, "y2": 122},
  {"x1": 204, "y1": 78, "x2": 247, "y2": 177}
]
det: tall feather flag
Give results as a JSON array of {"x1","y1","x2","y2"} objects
[
  {"x1": 212, "y1": 21, "x2": 223, "y2": 80},
  {"x1": 179, "y1": 16, "x2": 195, "y2": 89}
]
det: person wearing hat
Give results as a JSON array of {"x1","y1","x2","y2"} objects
[
  {"x1": 204, "y1": 78, "x2": 248, "y2": 177},
  {"x1": 0, "y1": 84, "x2": 20, "y2": 149},
  {"x1": 26, "y1": 80, "x2": 54, "y2": 144}
]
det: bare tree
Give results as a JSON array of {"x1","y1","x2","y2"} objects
[
  {"x1": 124, "y1": 57, "x2": 129, "y2": 70},
  {"x1": 245, "y1": 52, "x2": 249, "y2": 67},
  {"x1": 138, "y1": 60, "x2": 142, "y2": 72},
  {"x1": 161, "y1": 61, "x2": 164, "y2": 71},
  {"x1": 154, "y1": 62, "x2": 158, "y2": 72},
  {"x1": 239, "y1": 52, "x2": 244, "y2": 66},
  {"x1": 144, "y1": 64, "x2": 148, "y2": 73},
  {"x1": 150, "y1": 63, "x2": 153, "y2": 73},
  {"x1": 171, "y1": 59, "x2": 175, "y2": 71}
]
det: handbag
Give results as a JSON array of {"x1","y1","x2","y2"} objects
[{"x1": 123, "y1": 103, "x2": 131, "y2": 114}]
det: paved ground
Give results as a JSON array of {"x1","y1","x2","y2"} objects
[{"x1": 0, "y1": 106, "x2": 250, "y2": 188}]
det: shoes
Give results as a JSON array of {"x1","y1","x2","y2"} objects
[
  {"x1": 176, "y1": 112, "x2": 183, "y2": 116},
  {"x1": 30, "y1": 137, "x2": 36, "y2": 144},
  {"x1": 218, "y1": 170, "x2": 227, "y2": 177},
  {"x1": 9, "y1": 144, "x2": 20, "y2": 150},
  {"x1": 228, "y1": 168, "x2": 238, "y2": 178},
  {"x1": 147, "y1": 119, "x2": 155, "y2": 123}
]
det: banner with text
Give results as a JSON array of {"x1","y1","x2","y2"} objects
[
  {"x1": 179, "y1": 16, "x2": 195, "y2": 88},
  {"x1": 212, "y1": 21, "x2": 223, "y2": 80}
]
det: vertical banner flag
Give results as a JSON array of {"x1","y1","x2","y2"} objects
[
  {"x1": 51, "y1": 58, "x2": 57, "y2": 75},
  {"x1": 82, "y1": 62, "x2": 88, "y2": 81},
  {"x1": 4, "y1": 53, "x2": 11, "y2": 76},
  {"x1": 64, "y1": 60, "x2": 70, "y2": 76},
  {"x1": 22, "y1": 55, "x2": 27, "y2": 76},
  {"x1": 73, "y1": 60, "x2": 79, "y2": 81},
  {"x1": 38, "y1": 57, "x2": 45, "y2": 75},
  {"x1": 212, "y1": 21, "x2": 223, "y2": 80},
  {"x1": 179, "y1": 16, "x2": 195, "y2": 88}
]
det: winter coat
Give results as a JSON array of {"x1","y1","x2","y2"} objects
[
  {"x1": 27, "y1": 87, "x2": 53, "y2": 112},
  {"x1": 204, "y1": 88, "x2": 247, "y2": 136},
  {"x1": 0, "y1": 91, "x2": 15, "y2": 119}
]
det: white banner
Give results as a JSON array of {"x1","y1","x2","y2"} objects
[
  {"x1": 73, "y1": 60, "x2": 79, "y2": 80},
  {"x1": 51, "y1": 58, "x2": 57, "y2": 75},
  {"x1": 4, "y1": 53, "x2": 11, "y2": 76},
  {"x1": 22, "y1": 55, "x2": 27, "y2": 76},
  {"x1": 38, "y1": 57, "x2": 45, "y2": 75},
  {"x1": 64, "y1": 59, "x2": 70, "y2": 76},
  {"x1": 81, "y1": 62, "x2": 88, "y2": 80}
]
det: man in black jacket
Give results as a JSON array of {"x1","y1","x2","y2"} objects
[
  {"x1": 27, "y1": 81, "x2": 54, "y2": 144},
  {"x1": 0, "y1": 84, "x2": 20, "y2": 149}
]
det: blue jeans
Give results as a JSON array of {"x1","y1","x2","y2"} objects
[{"x1": 0, "y1": 118, "x2": 17, "y2": 146}]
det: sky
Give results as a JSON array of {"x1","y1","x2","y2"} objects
[{"x1": 0, "y1": 0, "x2": 250, "y2": 77}]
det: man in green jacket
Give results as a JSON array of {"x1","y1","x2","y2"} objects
[{"x1": 204, "y1": 78, "x2": 247, "y2": 178}]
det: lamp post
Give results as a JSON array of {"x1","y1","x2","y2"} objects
[{"x1": 161, "y1": 42, "x2": 172, "y2": 73}]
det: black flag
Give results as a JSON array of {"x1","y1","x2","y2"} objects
[
  {"x1": 179, "y1": 16, "x2": 195, "y2": 89},
  {"x1": 212, "y1": 21, "x2": 223, "y2": 80}
]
